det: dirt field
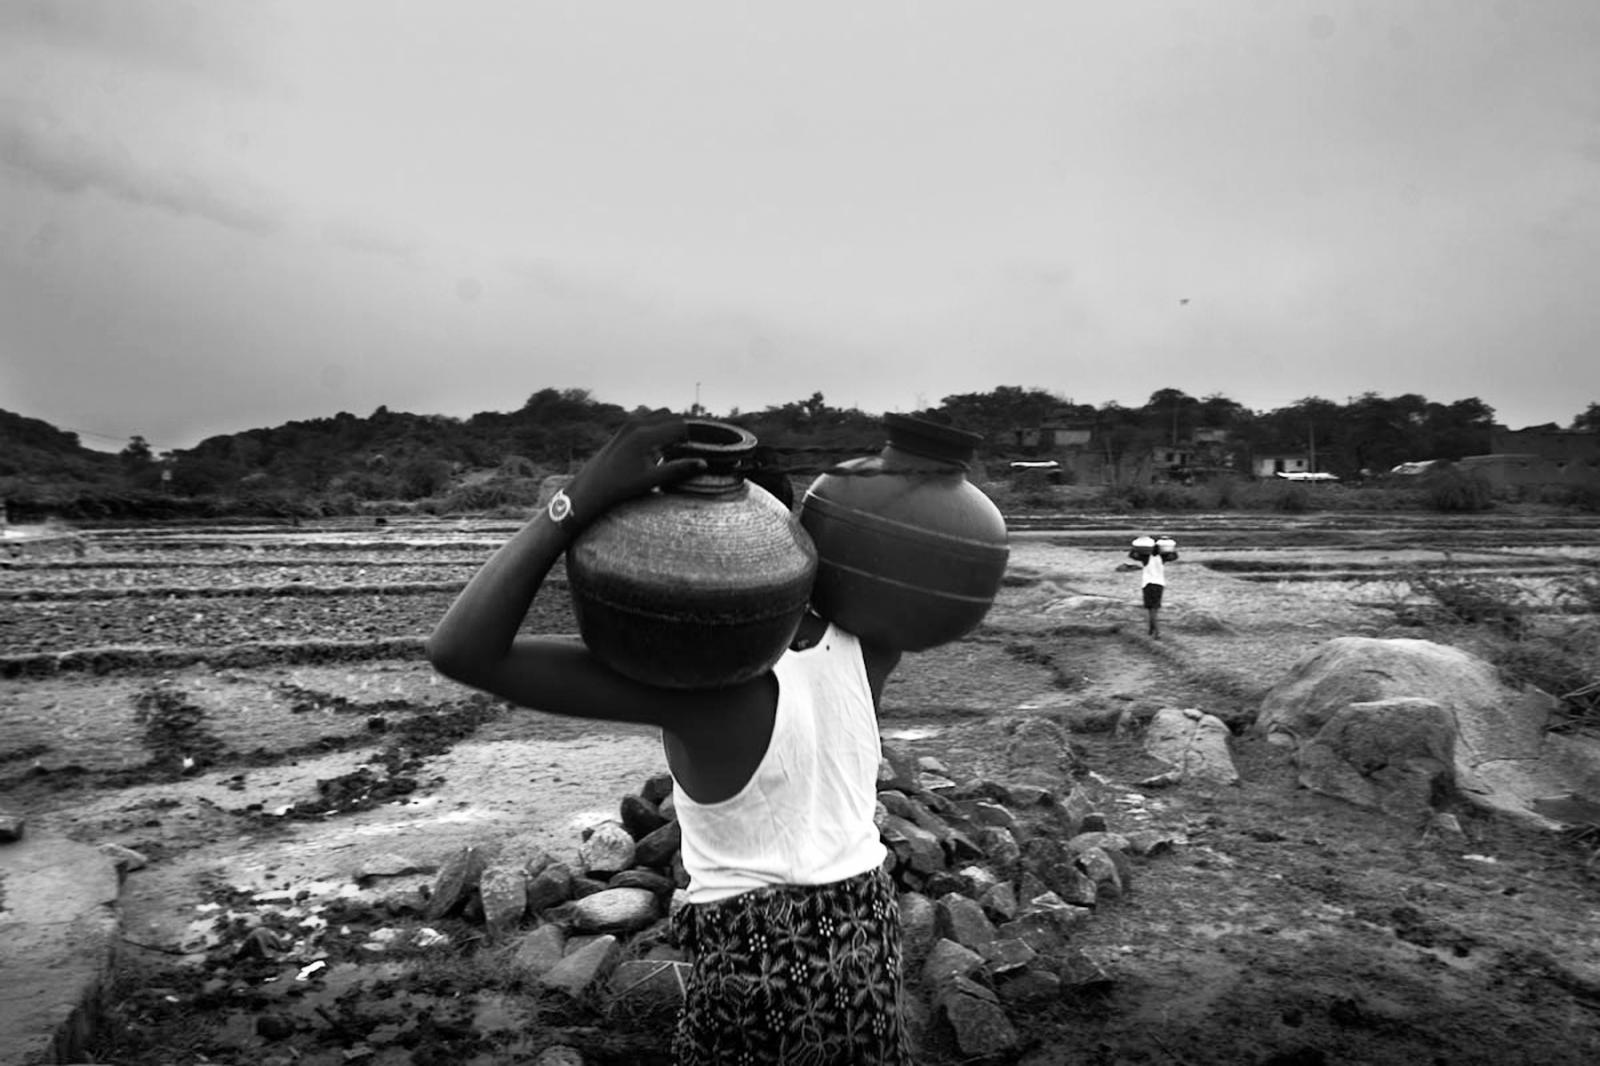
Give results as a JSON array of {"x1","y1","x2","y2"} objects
[{"x1": 3, "y1": 513, "x2": 1600, "y2": 1064}]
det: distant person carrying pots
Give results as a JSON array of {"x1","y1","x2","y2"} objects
[{"x1": 1129, "y1": 535, "x2": 1178, "y2": 637}]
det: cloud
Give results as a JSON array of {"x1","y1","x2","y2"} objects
[
  {"x1": 0, "y1": 98, "x2": 282, "y2": 234},
  {"x1": 317, "y1": 216, "x2": 418, "y2": 260},
  {"x1": 0, "y1": 0, "x2": 271, "y2": 86}
]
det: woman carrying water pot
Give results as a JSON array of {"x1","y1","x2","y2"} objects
[
  {"x1": 426, "y1": 417, "x2": 915, "y2": 1065},
  {"x1": 1129, "y1": 534, "x2": 1179, "y2": 638}
]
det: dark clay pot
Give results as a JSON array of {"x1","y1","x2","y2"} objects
[
  {"x1": 799, "y1": 414, "x2": 1009, "y2": 651},
  {"x1": 567, "y1": 420, "x2": 817, "y2": 689}
]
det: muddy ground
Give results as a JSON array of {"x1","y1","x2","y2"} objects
[{"x1": 3, "y1": 517, "x2": 1600, "y2": 1064}]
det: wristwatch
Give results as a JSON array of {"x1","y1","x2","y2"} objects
[{"x1": 547, "y1": 488, "x2": 574, "y2": 526}]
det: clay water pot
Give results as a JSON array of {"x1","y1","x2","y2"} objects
[
  {"x1": 799, "y1": 414, "x2": 1009, "y2": 651},
  {"x1": 566, "y1": 420, "x2": 817, "y2": 689}
]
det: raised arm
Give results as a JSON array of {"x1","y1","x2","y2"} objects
[{"x1": 425, "y1": 417, "x2": 716, "y2": 725}]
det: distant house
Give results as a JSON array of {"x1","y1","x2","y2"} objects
[
  {"x1": 1253, "y1": 455, "x2": 1312, "y2": 478},
  {"x1": 1151, "y1": 446, "x2": 1193, "y2": 469},
  {"x1": 1489, "y1": 426, "x2": 1599, "y2": 463},
  {"x1": 1011, "y1": 422, "x2": 1093, "y2": 451},
  {"x1": 1467, "y1": 427, "x2": 1600, "y2": 490},
  {"x1": 1458, "y1": 453, "x2": 1600, "y2": 491}
]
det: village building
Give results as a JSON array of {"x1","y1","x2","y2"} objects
[{"x1": 1457, "y1": 426, "x2": 1600, "y2": 492}]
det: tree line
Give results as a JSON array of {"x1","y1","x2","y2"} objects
[{"x1": 3, "y1": 389, "x2": 1596, "y2": 519}]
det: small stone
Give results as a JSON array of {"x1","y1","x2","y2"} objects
[
  {"x1": 634, "y1": 820, "x2": 682, "y2": 868},
  {"x1": 427, "y1": 845, "x2": 490, "y2": 919},
  {"x1": 539, "y1": 934, "x2": 621, "y2": 999},
  {"x1": 1124, "y1": 829, "x2": 1180, "y2": 856},
  {"x1": 944, "y1": 829, "x2": 985, "y2": 864},
  {"x1": 640, "y1": 772, "x2": 675, "y2": 806},
  {"x1": 0, "y1": 813, "x2": 25, "y2": 843},
  {"x1": 1059, "y1": 788, "x2": 1093, "y2": 833},
  {"x1": 569, "y1": 887, "x2": 660, "y2": 935},
  {"x1": 938, "y1": 983, "x2": 1019, "y2": 1057},
  {"x1": 608, "y1": 868, "x2": 675, "y2": 896},
  {"x1": 357, "y1": 853, "x2": 433, "y2": 882},
  {"x1": 1007, "y1": 784, "x2": 1050, "y2": 806},
  {"x1": 99, "y1": 842, "x2": 149, "y2": 875},
  {"x1": 1055, "y1": 947, "x2": 1115, "y2": 991},
  {"x1": 924, "y1": 870, "x2": 967, "y2": 898},
  {"x1": 879, "y1": 745, "x2": 919, "y2": 790},
  {"x1": 1068, "y1": 832, "x2": 1130, "y2": 855},
  {"x1": 878, "y1": 790, "x2": 918, "y2": 821},
  {"x1": 411, "y1": 927, "x2": 451, "y2": 950},
  {"x1": 968, "y1": 802, "x2": 1016, "y2": 829},
  {"x1": 958, "y1": 865, "x2": 999, "y2": 898},
  {"x1": 256, "y1": 1013, "x2": 295, "y2": 1040},
  {"x1": 996, "y1": 913, "x2": 1067, "y2": 956},
  {"x1": 522, "y1": 848, "x2": 557, "y2": 880},
  {"x1": 979, "y1": 937, "x2": 1037, "y2": 976},
  {"x1": 1429, "y1": 812, "x2": 1465, "y2": 837},
  {"x1": 533, "y1": 1045, "x2": 586, "y2": 1066},
  {"x1": 620, "y1": 794, "x2": 668, "y2": 840},
  {"x1": 479, "y1": 864, "x2": 529, "y2": 935},
  {"x1": 1054, "y1": 865, "x2": 1099, "y2": 907},
  {"x1": 512, "y1": 924, "x2": 568, "y2": 977},
  {"x1": 977, "y1": 826, "x2": 1021, "y2": 871},
  {"x1": 998, "y1": 967, "x2": 1061, "y2": 1006},
  {"x1": 1079, "y1": 812, "x2": 1109, "y2": 832},
  {"x1": 979, "y1": 881, "x2": 1019, "y2": 923},
  {"x1": 571, "y1": 875, "x2": 608, "y2": 899},
  {"x1": 917, "y1": 755, "x2": 951, "y2": 775},
  {"x1": 898, "y1": 892, "x2": 938, "y2": 971},
  {"x1": 527, "y1": 862, "x2": 575, "y2": 913},
  {"x1": 882, "y1": 814, "x2": 945, "y2": 875},
  {"x1": 922, "y1": 937, "x2": 985, "y2": 993},
  {"x1": 1075, "y1": 846, "x2": 1125, "y2": 900},
  {"x1": 579, "y1": 821, "x2": 636, "y2": 876},
  {"x1": 936, "y1": 892, "x2": 998, "y2": 952}
]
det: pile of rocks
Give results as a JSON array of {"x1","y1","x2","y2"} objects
[{"x1": 407, "y1": 742, "x2": 1178, "y2": 1062}]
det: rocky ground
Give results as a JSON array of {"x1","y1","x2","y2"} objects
[{"x1": 4, "y1": 518, "x2": 1600, "y2": 1064}]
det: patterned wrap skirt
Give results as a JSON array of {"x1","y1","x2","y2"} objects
[{"x1": 671, "y1": 866, "x2": 913, "y2": 1066}]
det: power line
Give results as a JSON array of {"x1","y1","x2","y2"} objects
[{"x1": 55, "y1": 424, "x2": 182, "y2": 453}]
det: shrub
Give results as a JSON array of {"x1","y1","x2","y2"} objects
[
  {"x1": 1405, "y1": 567, "x2": 1530, "y2": 636},
  {"x1": 441, "y1": 478, "x2": 544, "y2": 514},
  {"x1": 1271, "y1": 483, "x2": 1310, "y2": 514},
  {"x1": 1555, "y1": 572, "x2": 1600, "y2": 615},
  {"x1": 1422, "y1": 465, "x2": 1494, "y2": 513}
]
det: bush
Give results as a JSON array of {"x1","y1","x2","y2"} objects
[
  {"x1": 1423, "y1": 464, "x2": 1494, "y2": 513},
  {"x1": 1405, "y1": 568, "x2": 1530, "y2": 636},
  {"x1": 1268, "y1": 483, "x2": 1309, "y2": 514},
  {"x1": 441, "y1": 478, "x2": 544, "y2": 514}
]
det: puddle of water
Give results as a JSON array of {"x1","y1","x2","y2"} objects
[{"x1": 882, "y1": 727, "x2": 944, "y2": 741}]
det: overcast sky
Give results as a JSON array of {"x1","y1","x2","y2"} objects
[{"x1": 3, "y1": 0, "x2": 1598, "y2": 453}]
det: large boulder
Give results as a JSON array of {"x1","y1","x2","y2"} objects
[
  {"x1": 1141, "y1": 707, "x2": 1239, "y2": 786},
  {"x1": 1256, "y1": 637, "x2": 1600, "y2": 826}
]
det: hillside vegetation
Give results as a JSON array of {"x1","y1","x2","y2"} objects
[{"x1": 3, "y1": 388, "x2": 1596, "y2": 521}]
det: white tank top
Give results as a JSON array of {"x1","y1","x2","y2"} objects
[{"x1": 674, "y1": 623, "x2": 888, "y2": 905}]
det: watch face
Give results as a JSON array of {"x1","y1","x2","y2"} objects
[{"x1": 548, "y1": 490, "x2": 573, "y2": 523}]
